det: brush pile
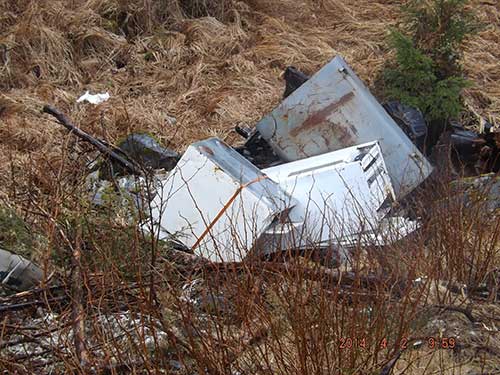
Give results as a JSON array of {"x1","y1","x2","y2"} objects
[{"x1": 0, "y1": 0, "x2": 499, "y2": 373}]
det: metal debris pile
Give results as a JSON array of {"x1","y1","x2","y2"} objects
[
  {"x1": 145, "y1": 56, "x2": 434, "y2": 262},
  {"x1": 142, "y1": 56, "x2": 498, "y2": 263},
  {"x1": 4, "y1": 55, "x2": 498, "y2": 290}
]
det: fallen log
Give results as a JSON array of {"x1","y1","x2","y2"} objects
[{"x1": 161, "y1": 248, "x2": 391, "y2": 291}]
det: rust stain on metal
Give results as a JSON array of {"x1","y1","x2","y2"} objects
[
  {"x1": 345, "y1": 119, "x2": 359, "y2": 136},
  {"x1": 289, "y1": 91, "x2": 355, "y2": 137},
  {"x1": 331, "y1": 122, "x2": 354, "y2": 145},
  {"x1": 199, "y1": 145, "x2": 214, "y2": 156},
  {"x1": 321, "y1": 134, "x2": 331, "y2": 148}
]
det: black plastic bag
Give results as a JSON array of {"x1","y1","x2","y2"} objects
[{"x1": 383, "y1": 101, "x2": 428, "y2": 151}]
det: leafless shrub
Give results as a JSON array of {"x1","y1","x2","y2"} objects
[{"x1": 1, "y1": 142, "x2": 498, "y2": 374}]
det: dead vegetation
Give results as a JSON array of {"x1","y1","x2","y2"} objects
[
  {"x1": 1, "y1": 172, "x2": 499, "y2": 373},
  {"x1": 0, "y1": 0, "x2": 499, "y2": 373}
]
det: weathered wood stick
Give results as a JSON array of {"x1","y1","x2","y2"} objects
[
  {"x1": 0, "y1": 295, "x2": 67, "y2": 313},
  {"x1": 71, "y1": 218, "x2": 89, "y2": 369},
  {"x1": 162, "y1": 248, "x2": 385, "y2": 290},
  {"x1": 42, "y1": 105, "x2": 143, "y2": 175}
]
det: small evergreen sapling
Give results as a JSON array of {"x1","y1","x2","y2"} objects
[{"x1": 384, "y1": 0, "x2": 480, "y2": 122}]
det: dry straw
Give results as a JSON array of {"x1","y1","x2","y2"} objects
[{"x1": 0, "y1": 0, "x2": 499, "y2": 373}]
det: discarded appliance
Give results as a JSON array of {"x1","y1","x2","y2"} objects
[
  {"x1": 255, "y1": 55, "x2": 433, "y2": 198},
  {"x1": 0, "y1": 249, "x2": 43, "y2": 291},
  {"x1": 145, "y1": 137, "x2": 412, "y2": 262},
  {"x1": 259, "y1": 141, "x2": 395, "y2": 251},
  {"x1": 145, "y1": 138, "x2": 297, "y2": 262}
]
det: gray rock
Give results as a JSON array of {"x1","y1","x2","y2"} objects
[{"x1": 452, "y1": 173, "x2": 500, "y2": 212}]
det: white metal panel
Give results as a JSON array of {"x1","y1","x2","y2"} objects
[
  {"x1": 256, "y1": 55, "x2": 433, "y2": 198},
  {"x1": 261, "y1": 141, "x2": 394, "y2": 251},
  {"x1": 147, "y1": 138, "x2": 295, "y2": 262}
]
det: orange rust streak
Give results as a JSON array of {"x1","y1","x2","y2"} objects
[
  {"x1": 289, "y1": 91, "x2": 355, "y2": 137},
  {"x1": 190, "y1": 175, "x2": 269, "y2": 251}
]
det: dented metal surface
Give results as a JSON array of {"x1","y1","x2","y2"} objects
[
  {"x1": 146, "y1": 138, "x2": 297, "y2": 262},
  {"x1": 259, "y1": 141, "x2": 395, "y2": 253},
  {"x1": 256, "y1": 56, "x2": 433, "y2": 198}
]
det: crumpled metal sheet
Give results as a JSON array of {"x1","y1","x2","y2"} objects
[{"x1": 0, "y1": 248, "x2": 43, "y2": 291}]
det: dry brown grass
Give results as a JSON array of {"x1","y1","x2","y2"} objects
[
  {"x1": 0, "y1": 0, "x2": 499, "y2": 373},
  {"x1": 0, "y1": 0, "x2": 499, "y2": 199}
]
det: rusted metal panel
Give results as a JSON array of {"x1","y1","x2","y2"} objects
[{"x1": 256, "y1": 56, "x2": 433, "y2": 198}]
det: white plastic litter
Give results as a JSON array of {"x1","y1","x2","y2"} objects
[{"x1": 77, "y1": 90, "x2": 110, "y2": 104}]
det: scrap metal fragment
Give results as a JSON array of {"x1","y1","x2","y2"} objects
[
  {"x1": 256, "y1": 56, "x2": 433, "y2": 198},
  {"x1": 0, "y1": 249, "x2": 43, "y2": 291}
]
